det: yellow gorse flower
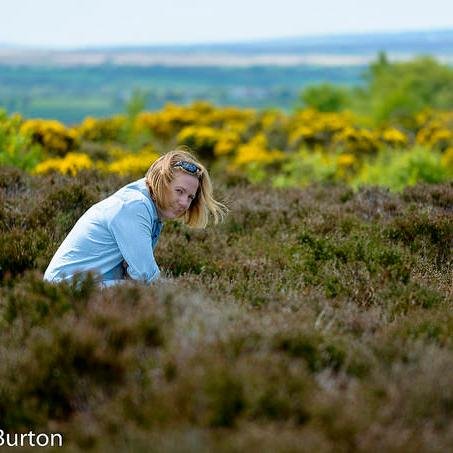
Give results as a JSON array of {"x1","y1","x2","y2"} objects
[
  {"x1": 234, "y1": 134, "x2": 285, "y2": 167},
  {"x1": 415, "y1": 110, "x2": 453, "y2": 151},
  {"x1": 201, "y1": 106, "x2": 256, "y2": 127},
  {"x1": 135, "y1": 103, "x2": 200, "y2": 141},
  {"x1": 177, "y1": 126, "x2": 218, "y2": 148},
  {"x1": 77, "y1": 115, "x2": 126, "y2": 142},
  {"x1": 106, "y1": 150, "x2": 160, "y2": 176},
  {"x1": 288, "y1": 109, "x2": 354, "y2": 149},
  {"x1": 214, "y1": 130, "x2": 241, "y2": 156},
  {"x1": 333, "y1": 127, "x2": 380, "y2": 154},
  {"x1": 337, "y1": 153, "x2": 357, "y2": 167},
  {"x1": 380, "y1": 127, "x2": 408, "y2": 147},
  {"x1": 20, "y1": 119, "x2": 78, "y2": 155},
  {"x1": 33, "y1": 152, "x2": 93, "y2": 176}
]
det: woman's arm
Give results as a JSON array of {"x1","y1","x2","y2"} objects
[{"x1": 108, "y1": 199, "x2": 160, "y2": 284}]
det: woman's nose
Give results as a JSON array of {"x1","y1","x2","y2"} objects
[{"x1": 180, "y1": 197, "x2": 190, "y2": 209}]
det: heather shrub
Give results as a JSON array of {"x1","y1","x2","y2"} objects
[
  {"x1": 0, "y1": 165, "x2": 29, "y2": 191},
  {"x1": 385, "y1": 209, "x2": 453, "y2": 265},
  {"x1": 0, "y1": 271, "x2": 95, "y2": 328},
  {"x1": 0, "y1": 227, "x2": 48, "y2": 278},
  {"x1": 27, "y1": 181, "x2": 96, "y2": 229},
  {"x1": 401, "y1": 182, "x2": 453, "y2": 208},
  {"x1": 0, "y1": 170, "x2": 126, "y2": 279},
  {"x1": 0, "y1": 171, "x2": 451, "y2": 451},
  {"x1": 0, "y1": 273, "x2": 167, "y2": 430},
  {"x1": 273, "y1": 330, "x2": 347, "y2": 373}
]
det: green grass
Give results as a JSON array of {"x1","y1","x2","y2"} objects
[{"x1": 0, "y1": 167, "x2": 452, "y2": 451}]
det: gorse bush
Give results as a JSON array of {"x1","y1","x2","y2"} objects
[
  {"x1": 20, "y1": 118, "x2": 78, "y2": 156},
  {"x1": 352, "y1": 146, "x2": 450, "y2": 191},
  {"x1": 1, "y1": 98, "x2": 452, "y2": 190},
  {"x1": 0, "y1": 110, "x2": 43, "y2": 171}
]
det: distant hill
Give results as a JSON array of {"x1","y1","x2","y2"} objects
[{"x1": 1, "y1": 28, "x2": 453, "y2": 67}]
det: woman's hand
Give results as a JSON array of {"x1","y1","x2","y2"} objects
[{"x1": 122, "y1": 260, "x2": 131, "y2": 279}]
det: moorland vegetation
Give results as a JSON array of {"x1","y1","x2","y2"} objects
[{"x1": 0, "y1": 54, "x2": 452, "y2": 451}]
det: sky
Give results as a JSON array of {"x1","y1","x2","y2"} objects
[{"x1": 1, "y1": 0, "x2": 453, "y2": 48}]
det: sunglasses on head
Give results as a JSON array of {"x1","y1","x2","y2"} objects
[{"x1": 173, "y1": 161, "x2": 202, "y2": 177}]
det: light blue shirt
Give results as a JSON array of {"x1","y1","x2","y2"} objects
[{"x1": 44, "y1": 178, "x2": 163, "y2": 286}]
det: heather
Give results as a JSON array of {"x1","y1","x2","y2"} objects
[
  {"x1": 0, "y1": 166, "x2": 452, "y2": 451},
  {"x1": 1, "y1": 55, "x2": 452, "y2": 450}
]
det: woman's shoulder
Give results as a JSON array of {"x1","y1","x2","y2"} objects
[
  {"x1": 112, "y1": 178, "x2": 146, "y2": 202},
  {"x1": 111, "y1": 178, "x2": 159, "y2": 218}
]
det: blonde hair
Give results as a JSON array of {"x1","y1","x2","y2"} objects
[{"x1": 145, "y1": 148, "x2": 228, "y2": 228}]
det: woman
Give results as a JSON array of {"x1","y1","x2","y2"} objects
[{"x1": 44, "y1": 149, "x2": 227, "y2": 287}]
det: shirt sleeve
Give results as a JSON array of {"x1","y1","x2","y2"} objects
[{"x1": 108, "y1": 199, "x2": 160, "y2": 284}]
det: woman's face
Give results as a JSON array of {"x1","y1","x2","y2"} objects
[{"x1": 159, "y1": 171, "x2": 199, "y2": 220}]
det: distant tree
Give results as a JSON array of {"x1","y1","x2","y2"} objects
[
  {"x1": 126, "y1": 88, "x2": 149, "y2": 119},
  {"x1": 122, "y1": 89, "x2": 151, "y2": 149},
  {"x1": 298, "y1": 83, "x2": 351, "y2": 112},
  {"x1": 364, "y1": 52, "x2": 453, "y2": 127},
  {"x1": 296, "y1": 52, "x2": 453, "y2": 129}
]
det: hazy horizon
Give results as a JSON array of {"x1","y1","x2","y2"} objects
[
  {"x1": 1, "y1": 26, "x2": 453, "y2": 51},
  {"x1": 1, "y1": 0, "x2": 453, "y2": 49}
]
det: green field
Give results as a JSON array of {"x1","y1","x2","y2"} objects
[{"x1": 0, "y1": 64, "x2": 364, "y2": 124}]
